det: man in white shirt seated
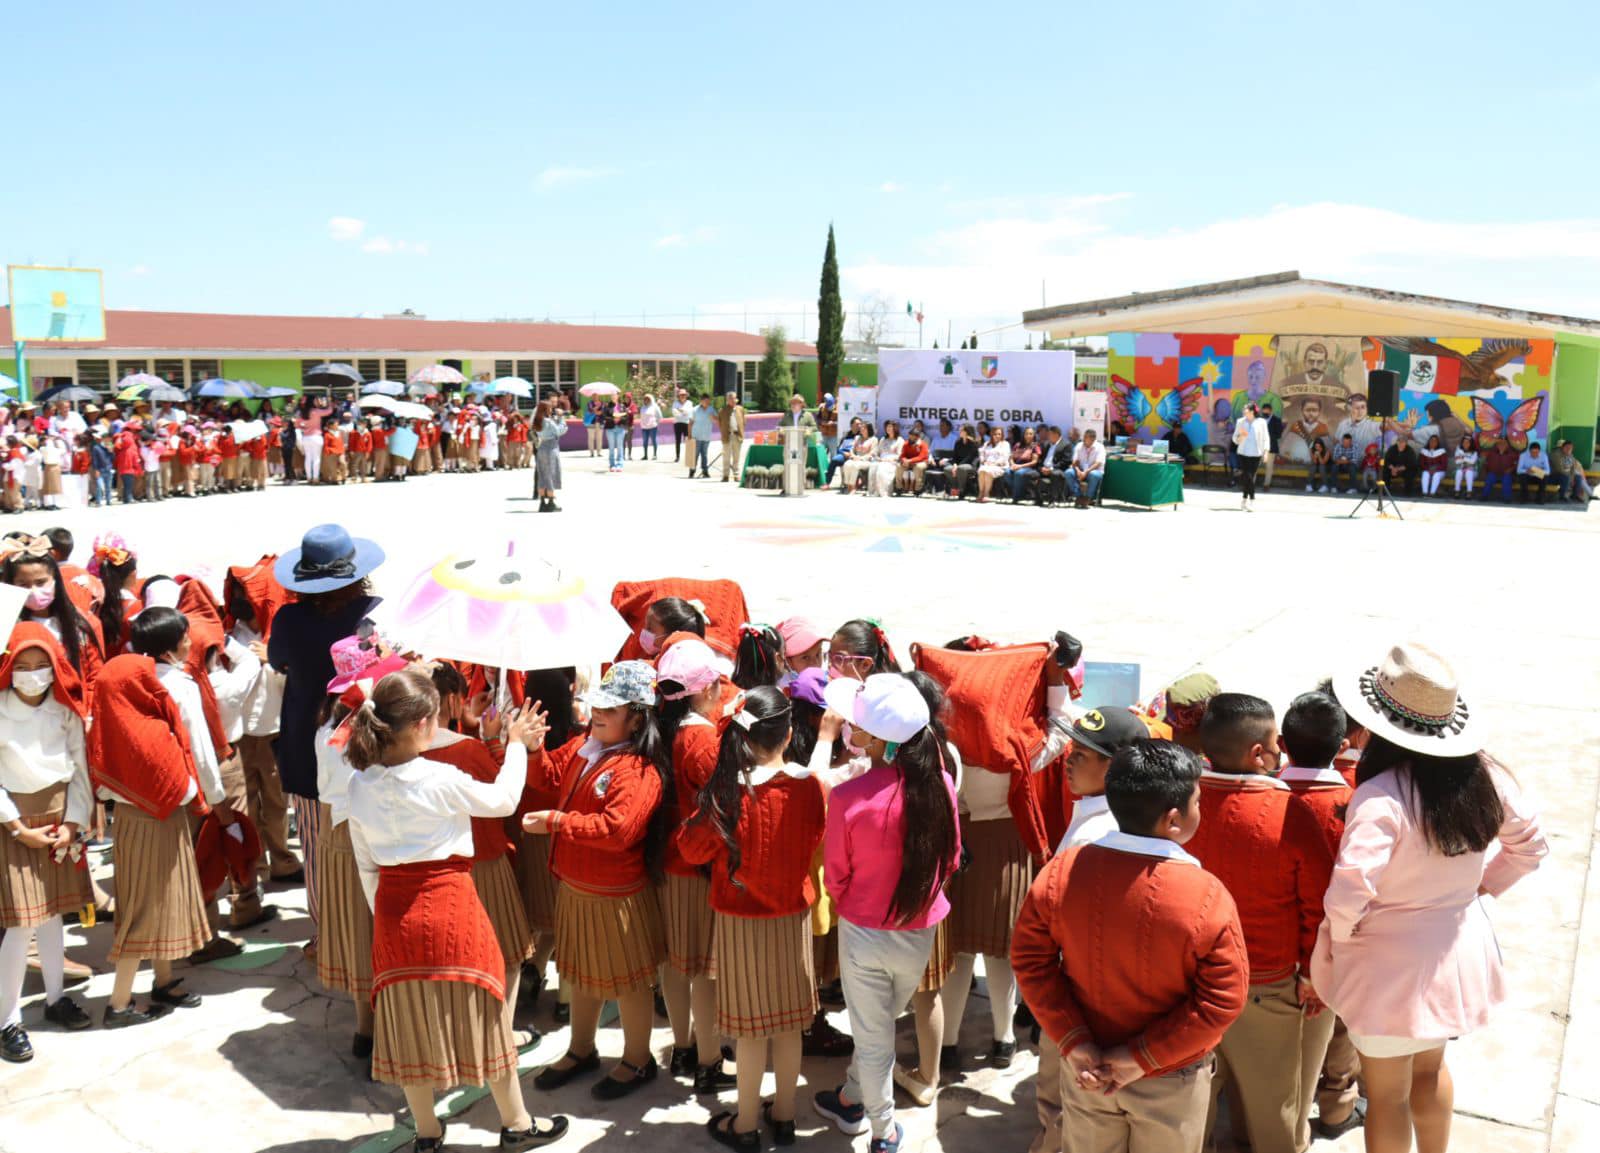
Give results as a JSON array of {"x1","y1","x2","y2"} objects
[{"x1": 1066, "y1": 428, "x2": 1107, "y2": 508}]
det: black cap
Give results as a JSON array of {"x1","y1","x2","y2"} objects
[{"x1": 1069, "y1": 706, "x2": 1148, "y2": 758}]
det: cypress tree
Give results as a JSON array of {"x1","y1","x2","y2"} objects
[{"x1": 817, "y1": 225, "x2": 845, "y2": 401}]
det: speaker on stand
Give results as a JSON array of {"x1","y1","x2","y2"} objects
[{"x1": 1348, "y1": 369, "x2": 1404, "y2": 520}]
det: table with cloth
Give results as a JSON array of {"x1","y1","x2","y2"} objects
[{"x1": 1099, "y1": 456, "x2": 1184, "y2": 508}]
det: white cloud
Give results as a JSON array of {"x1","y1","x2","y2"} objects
[
  {"x1": 361, "y1": 236, "x2": 428, "y2": 256},
  {"x1": 128, "y1": 264, "x2": 150, "y2": 277},
  {"x1": 879, "y1": 181, "x2": 903, "y2": 194},
  {"x1": 327, "y1": 216, "x2": 366, "y2": 241},
  {"x1": 842, "y1": 199, "x2": 1600, "y2": 331},
  {"x1": 654, "y1": 226, "x2": 717, "y2": 250},
  {"x1": 535, "y1": 165, "x2": 619, "y2": 190}
]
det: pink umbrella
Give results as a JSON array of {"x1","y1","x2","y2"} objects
[
  {"x1": 408, "y1": 364, "x2": 467, "y2": 387},
  {"x1": 376, "y1": 541, "x2": 629, "y2": 670},
  {"x1": 578, "y1": 381, "x2": 620, "y2": 397}
]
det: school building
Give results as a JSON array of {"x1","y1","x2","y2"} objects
[{"x1": 0, "y1": 309, "x2": 851, "y2": 407}]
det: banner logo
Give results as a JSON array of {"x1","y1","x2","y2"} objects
[{"x1": 981, "y1": 356, "x2": 999, "y2": 379}]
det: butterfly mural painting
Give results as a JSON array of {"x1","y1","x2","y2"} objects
[
  {"x1": 1471, "y1": 395, "x2": 1545, "y2": 452},
  {"x1": 1109, "y1": 377, "x2": 1204, "y2": 434}
]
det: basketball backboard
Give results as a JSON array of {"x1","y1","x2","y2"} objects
[{"x1": 6, "y1": 265, "x2": 105, "y2": 341}]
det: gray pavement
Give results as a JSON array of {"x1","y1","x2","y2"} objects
[{"x1": 0, "y1": 451, "x2": 1594, "y2": 1152}]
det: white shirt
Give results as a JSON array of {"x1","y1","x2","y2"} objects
[
  {"x1": 348, "y1": 742, "x2": 527, "y2": 909},
  {"x1": 874, "y1": 437, "x2": 904, "y2": 464},
  {"x1": 315, "y1": 721, "x2": 357, "y2": 827},
  {"x1": 1055, "y1": 793, "x2": 1116, "y2": 855},
  {"x1": 209, "y1": 637, "x2": 262, "y2": 744},
  {"x1": 673, "y1": 399, "x2": 694, "y2": 423},
  {"x1": 1237, "y1": 417, "x2": 1270, "y2": 458},
  {"x1": 959, "y1": 685, "x2": 1072, "y2": 821},
  {"x1": 1090, "y1": 828, "x2": 1200, "y2": 867},
  {"x1": 1200, "y1": 767, "x2": 1289, "y2": 790},
  {"x1": 157, "y1": 662, "x2": 225, "y2": 806},
  {"x1": 1072, "y1": 441, "x2": 1106, "y2": 472},
  {"x1": 743, "y1": 760, "x2": 813, "y2": 787},
  {"x1": 1278, "y1": 765, "x2": 1348, "y2": 786},
  {"x1": 0, "y1": 690, "x2": 91, "y2": 827},
  {"x1": 232, "y1": 623, "x2": 285, "y2": 737}
]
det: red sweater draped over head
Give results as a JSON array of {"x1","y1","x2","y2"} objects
[
  {"x1": 224, "y1": 554, "x2": 293, "y2": 640},
  {"x1": 0, "y1": 621, "x2": 87, "y2": 718},
  {"x1": 610, "y1": 577, "x2": 749, "y2": 662},
  {"x1": 89, "y1": 654, "x2": 204, "y2": 819},
  {"x1": 176, "y1": 579, "x2": 233, "y2": 762}
]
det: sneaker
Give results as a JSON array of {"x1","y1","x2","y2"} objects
[
  {"x1": 43, "y1": 995, "x2": 93, "y2": 1031},
  {"x1": 1318, "y1": 486, "x2": 1330, "y2": 493},
  {"x1": 813, "y1": 1087, "x2": 869, "y2": 1136},
  {"x1": 1305, "y1": 483, "x2": 1313, "y2": 492},
  {"x1": 869, "y1": 1123, "x2": 904, "y2": 1153}
]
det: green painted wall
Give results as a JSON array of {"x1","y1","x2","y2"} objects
[
  {"x1": 794, "y1": 361, "x2": 818, "y2": 402},
  {"x1": 221, "y1": 359, "x2": 303, "y2": 393},
  {"x1": 1553, "y1": 340, "x2": 1599, "y2": 426},
  {"x1": 579, "y1": 360, "x2": 628, "y2": 386},
  {"x1": 837, "y1": 361, "x2": 878, "y2": 390}
]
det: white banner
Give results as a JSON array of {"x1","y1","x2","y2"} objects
[
  {"x1": 875, "y1": 349, "x2": 1076, "y2": 433},
  {"x1": 1073, "y1": 390, "x2": 1107, "y2": 439},
  {"x1": 837, "y1": 386, "x2": 877, "y2": 430}
]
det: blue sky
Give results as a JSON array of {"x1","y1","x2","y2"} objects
[{"x1": 7, "y1": 0, "x2": 1600, "y2": 348}]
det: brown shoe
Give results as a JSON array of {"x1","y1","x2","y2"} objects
[{"x1": 189, "y1": 937, "x2": 245, "y2": 964}]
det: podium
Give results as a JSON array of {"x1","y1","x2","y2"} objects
[{"x1": 780, "y1": 426, "x2": 808, "y2": 497}]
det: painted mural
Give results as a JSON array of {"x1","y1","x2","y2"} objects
[{"x1": 1105, "y1": 332, "x2": 1553, "y2": 460}]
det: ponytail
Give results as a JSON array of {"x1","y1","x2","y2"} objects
[
  {"x1": 344, "y1": 666, "x2": 438, "y2": 771},
  {"x1": 886, "y1": 675, "x2": 957, "y2": 926},
  {"x1": 732, "y1": 623, "x2": 784, "y2": 690},
  {"x1": 97, "y1": 555, "x2": 138, "y2": 652},
  {"x1": 626, "y1": 704, "x2": 675, "y2": 883},
  {"x1": 692, "y1": 686, "x2": 792, "y2": 889}
]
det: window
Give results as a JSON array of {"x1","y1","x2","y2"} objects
[
  {"x1": 300, "y1": 359, "x2": 324, "y2": 380},
  {"x1": 189, "y1": 359, "x2": 220, "y2": 383},
  {"x1": 357, "y1": 359, "x2": 382, "y2": 384},
  {"x1": 743, "y1": 361, "x2": 759, "y2": 382},
  {"x1": 116, "y1": 359, "x2": 149, "y2": 382},
  {"x1": 153, "y1": 358, "x2": 186, "y2": 386},
  {"x1": 385, "y1": 359, "x2": 407, "y2": 382},
  {"x1": 538, "y1": 360, "x2": 556, "y2": 384},
  {"x1": 515, "y1": 360, "x2": 537, "y2": 382},
  {"x1": 77, "y1": 360, "x2": 111, "y2": 390},
  {"x1": 494, "y1": 359, "x2": 515, "y2": 379},
  {"x1": 558, "y1": 360, "x2": 577, "y2": 384},
  {"x1": 658, "y1": 360, "x2": 677, "y2": 382}
]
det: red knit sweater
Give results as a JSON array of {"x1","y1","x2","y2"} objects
[
  {"x1": 664, "y1": 718, "x2": 721, "y2": 878},
  {"x1": 530, "y1": 740, "x2": 662, "y2": 896},
  {"x1": 424, "y1": 736, "x2": 510, "y2": 862},
  {"x1": 676, "y1": 772, "x2": 826, "y2": 917},
  {"x1": 1184, "y1": 775, "x2": 1334, "y2": 984},
  {"x1": 1011, "y1": 844, "x2": 1248, "y2": 1076},
  {"x1": 1284, "y1": 778, "x2": 1351, "y2": 860}
]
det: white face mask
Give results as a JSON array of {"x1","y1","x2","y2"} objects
[
  {"x1": 25, "y1": 585, "x2": 55, "y2": 612},
  {"x1": 13, "y1": 667, "x2": 54, "y2": 697}
]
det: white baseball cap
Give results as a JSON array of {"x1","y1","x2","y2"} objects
[{"x1": 822, "y1": 673, "x2": 929, "y2": 744}]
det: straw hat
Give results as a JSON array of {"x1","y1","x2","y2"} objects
[{"x1": 1337, "y1": 642, "x2": 1476, "y2": 756}]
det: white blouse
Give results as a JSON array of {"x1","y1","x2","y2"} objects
[
  {"x1": 157, "y1": 662, "x2": 225, "y2": 806},
  {"x1": 978, "y1": 441, "x2": 1012, "y2": 470},
  {"x1": 0, "y1": 690, "x2": 91, "y2": 827},
  {"x1": 874, "y1": 437, "x2": 904, "y2": 464},
  {"x1": 348, "y1": 742, "x2": 527, "y2": 908},
  {"x1": 315, "y1": 721, "x2": 356, "y2": 827}
]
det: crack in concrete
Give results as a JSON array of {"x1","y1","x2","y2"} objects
[{"x1": 83, "y1": 1093, "x2": 160, "y2": 1153}]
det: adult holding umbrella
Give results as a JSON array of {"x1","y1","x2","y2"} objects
[{"x1": 267, "y1": 525, "x2": 385, "y2": 956}]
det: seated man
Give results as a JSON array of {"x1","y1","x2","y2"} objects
[
  {"x1": 1066, "y1": 428, "x2": 1107, "y2": 508},
  {"x1": 1480, "y1": 437, "x2": 1517, "y2": 501},
  {"x1": 826, "y1": 420, "x2": 862, "y2": 486},
  {"x1": 1382, "y1": 431, "x2": 1419, "y2": 495},
  {"x1": 1330, "y1": 433, "x2": 1358, "y2": 492},
  {"x1": 1552, "y1": 440, "x2": 1593, "y2": 504},
  {"x1": 1033, "y1": 425, "x2": 1070, "y2": 505},
  {"x1": 1517, "y1": 441, "x2": 1552, "y2": 504},
  {"x1": 897, "y1": 428, "x2": 930, "y2": 494}
]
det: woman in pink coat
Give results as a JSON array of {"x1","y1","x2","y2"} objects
[{"x1": 1311, "y1": 642, "x2": 1546, "y2": 1153}]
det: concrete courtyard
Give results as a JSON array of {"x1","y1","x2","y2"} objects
[{"x1": 0, "y1": 448, "x2": 1595, "y2": 1153}]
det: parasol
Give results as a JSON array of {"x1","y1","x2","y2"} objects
[
  {"x1": 362, "y1": 380, "x2": 406, "y2": 396},
  {"x1": 390, "y1": 400, "x2": 434, "y2": 421},
  {"x1": 355, "y1": 394, "x2": 397, "y2": 412},
  {"x1": 578, "y1": 381, "x2": 620, "y2": 397},
  {"x1": 489, "y1": 376, "x2": 533, "y2": 398},
  {"x1": 194, "y1": 378, "x2": 262, "y2": 400},
  {"x1": 376, "y1": 541, "x2": 630, "y2": 671},
  {"x1": 304, "y1": 362, "x2": 363, "y2": 388},
  {"x1": 408, "y1": 364, "x2": 467, "y2": 387}
]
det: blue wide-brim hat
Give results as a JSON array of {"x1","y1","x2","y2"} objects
[{"x1": 274, "y1": 523, "x2": 386, "y2": 594}]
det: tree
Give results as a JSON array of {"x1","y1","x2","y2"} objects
[
  {"x1": 854, "y1": 293, "x2": 892, "y2": 347},
  {"x1": 680, "y1": 356, "x2": 708, "y2": 397},
  {"x1": 757, "y1": 326, "x2": 792, "y2": 411},
  {"x1": 816, "y1": 225, "x2": 845, "y2": 398}
]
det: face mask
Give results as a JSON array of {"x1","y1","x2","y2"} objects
[
  {"x1": 13, "y1": 667, "x2": 54, "y2": 696},
  {"x1": 843, "y1": 723, "x2": 869, "y2": 755},
  {"x1": 24, "y1": 585, "x2": 55, "y2": 612},
  {"x1": 638, "y1": 628, "x2": 660, "y2": 657}
]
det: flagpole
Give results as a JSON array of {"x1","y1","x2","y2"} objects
[{"x1": 919, "y1": 302, "x2": 924, "y2": 349}]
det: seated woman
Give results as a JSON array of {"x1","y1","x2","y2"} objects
[
  {"x1": 840, "y1": 423, "x2": 877, "y2": 494},
  {"x1": 1307, "y1": 437, "x2": 1331, "y2": 493},
  {"x1": 827, "y1": 419, "x2": 863, "y2": 487},
  {"x1": 868, "y1": 421, "x2": 904, "y2": 498},
  {"x1": 1453, "y1": 434, "x2": 1479, "y2": 497},
  {"x1": 1004, "y1": 427, "x2": 1041, "y2": 502},
  {"x1": 1419, "y1": 434, "x2": 1448, "y2": 496},
  {"x1": 975, "y1": 426, "x2": 1011, "y2": 504},
  {"x1": 931, "y1": 425, "x2": 979, "y2": 499}
]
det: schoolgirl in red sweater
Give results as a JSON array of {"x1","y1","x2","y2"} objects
[
  {"x1": 521, "y1": 660, "x2": 672, "y2": 1100},
  {"x1": 679, "y1": 685, "x2": 827, "y2": 1150}
]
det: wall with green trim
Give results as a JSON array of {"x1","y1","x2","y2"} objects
[
  {"x1": 221, "y1": 359, "x2": 302, "y2": 393},
  {"x1": 1553, "y1": 339, "x2": 1600, "y2": 466}
]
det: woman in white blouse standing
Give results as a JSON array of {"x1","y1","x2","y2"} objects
[
  {"x1": 346, "y1": 665, "x2": 569, "y2": 1152},
  {"x1": 869, "y1": 420, "x2": 905, "y2": 498},
  {"x1": 1233, "y1": 402, "x2": 1270, "y2": 511},
  {"x1": 975, "y1": 426, "x2": 1012, "y2": 504}
]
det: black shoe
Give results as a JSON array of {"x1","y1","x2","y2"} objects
[
  {"x1": 102, "y1": 1001, "x2": 172, "y2": 1029},
  {"x1": 353, "y1": 1032, "x2": 374, "y2": 1058},
  {"x1": 551, "y1": 1000, "x2": 570, "y2": 1025},
  {"x1": 669, "y1": 1044, "x2": 696, "y2": 1078},
  {"x1": 43, "y1": 995, "x2": 93, "y2": 1031},
  {"x1": 152, "y1": 979, "x2": 202, "y2": 1009},
  {"x1": 707, "y1": 1112, "x2": 760, "y2": 1151},
  {"x1": 411, "y1": 1125, "x2": 446, "y2": 1152},
  {"x1": 695, "y1": 1062, "x2": 737, "y2": 1094},
  {"x1": 802, "y1": 1011, "x2": 854, "y2": 1057},
  {"x1": 764, "y1": 1102, "x2": 797, "y2": 1146},
  {"x1": 989, "y1": 1040, "x2": 1016, "y2": 1068},
  {"x1": 939, "y1": 1044, "x2": 960, "y2": 1072},
  {"x1": 533, "y1": 1049, "x2": 599, "y2": 1091},
  {"x1": 591, "y1": 1056, "x2": 658, "y2": 1100},
  {"x1": 1311, "y1": 1098, "x2": 1368, "y2": 1140},
  {"x1": 1, "y1": 1023, "x2": 32, "y2": 1063},
  {"x1": 818, "y1": 980, "x2": 845, "y2": 1008},
  {"x1": 501, "y1": 1116, "x2": 570, "y2": 1149}
]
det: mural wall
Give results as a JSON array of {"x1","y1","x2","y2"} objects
[{"x1": 1106, "y1": 332, "x2": 1553, "y2": 458}]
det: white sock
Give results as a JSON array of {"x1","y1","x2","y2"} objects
[
  {"x1": 941, "y1": 953, "x2": 976, "y2": 1040},
  {"x1": 986, "y1": 956, "x2": 1017, "y2": 1044},
  {"x1": 36, "y1": 917, "x2": 65, "y2": 1004},
  {"x1": 0, "y1": 925, "x2": 33, "y2": 1028}
]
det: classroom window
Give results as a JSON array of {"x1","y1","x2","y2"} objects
[
  {"x1": 357, "y1": 359, "x2": 382, "y2": 383},
  {"x1": 557, "y1": 360, "x2": 577, "y2": 383},
  {"x1": 494, "y1": 360, "x2": 514, "y2": 379},
  {"x1": 515, "y1": 360, "x2": 537, "y2": 381},
  {"x1": 385, "y1": 359, "x2": 406, "y2": 382},
  {"x1": 77, "y1": 360, "x2": 111, "y2": 390},
  {"x1": 189, "y1": 359, "x2": 220, "y2": 383},
  {"x1": 153, "y1": 358, "x2": 187, "y2": 386},
  {"x1": 116, "y1": 359, "x2": 149, "y2": 381},
  {"x1": 538, "y1": 360, "x2": 556, "y2": 384}
]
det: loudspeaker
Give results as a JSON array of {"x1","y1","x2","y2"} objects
[
  {"x1": 1366, "y1": 369, "x2": 1399, "y2": 419},
  {"x1": 713, "y1": 359, "x2": 738, "y2": 400}
]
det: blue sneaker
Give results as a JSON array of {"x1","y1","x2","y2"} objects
[
  {"x1": 813, "y1": 1087, "x2": 869, "y2": 1136},
  {"x1": 869, "y1": 1123, "x2": 904, "y2": 1153}
]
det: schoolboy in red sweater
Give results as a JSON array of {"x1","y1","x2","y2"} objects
[
  {"x1": 1279, "y1": 691, "x2": 1363, "y2": 1140},
  {"x1": 1186, "y1": 694, "x2": 1334, "y2": 1153},
  {"x1": 1013, "y1": 740, "x2": 1248, "y2": 1153}
]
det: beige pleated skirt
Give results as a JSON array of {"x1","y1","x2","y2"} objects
[
  {"x1": 0, "y1": 784, "x2": 90, "y2": 928},
  {"x1": 372, "y1": 978, "x2": 518, "y2": 1089},
  {"x1": 918, "y1": 918, "x2": 954, "y2": 993},
  {"x1": 945, "y1": 815, "x2": 1034, "y2": 957},
  {"x1": 473, "y1": 856, "x2": 532, "y2": 967},
  {"x1": 512, "y1": 829, "x2": 557, "y2": 934},
  {"x1": 714, "y1": 910, "x2": 816, "y2": 1038},
  {"x1": 316, "y1": 818, "x2": 373, "y2": 997},
  {"x1": 659, "y1": 871, "x2": 716, "y2": 978},
  {"x1": 109, "y1": 802, "x2": 212, "y2": 962},
  {"x1": 554, "y1": 882, "x2": 665, "y2": 997}
]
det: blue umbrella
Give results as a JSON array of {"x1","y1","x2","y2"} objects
[
  {"x1": 35, "y1": 384, "x2": 101, "y2": 404},
  {"x1": 195, "y1": 378, "x2": 262, "y2": 400},
  {"x1": 260, "y1": 386, "x2": 300, "y2": 399},
  {"x1": 0, "y1": 374, "x2": 18, "y2": 393},
  {"x1": 362, "y1": 380, "x2": 406, "y2": 397}
]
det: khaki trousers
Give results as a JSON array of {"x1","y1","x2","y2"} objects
[
  {"x1": 1031, "y1": 1038, "x2": 1063, "y2": 1153},
  {"x1": 1210, "y1": 977, "x2": 1320, "y2": 1153},
  {"x1": 1314, "y1": 1015, "x2": 1361, "y2": 1127},
  {"x1": 723, "y1": 434, "x2": 743, "y2": 480},
  {"x1": 237, "y1": 734, "x2": 298, "y2": 878},
  {"x1": 1063, "y1": 1052, "x2": 1214, "y2": 1153}
]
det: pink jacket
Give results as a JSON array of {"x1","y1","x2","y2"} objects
[
  {"x1": 1310, "y1": 764, "x2": 1545, "y2": 1039},
  {"x1": 824, "y1": 763, "x2": 960, "y2": 932}
]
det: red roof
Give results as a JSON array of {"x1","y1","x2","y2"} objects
[{"x1": 0, "y1": 308, "x2": 816, "y2": 360}]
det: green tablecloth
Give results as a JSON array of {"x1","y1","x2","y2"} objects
[
  {"x1": 1101, "y1": 457, "x2": 1184, "y2": 507},
  {"x1": 741, "y1": 442, "x2": 830, "y2": 486}
]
